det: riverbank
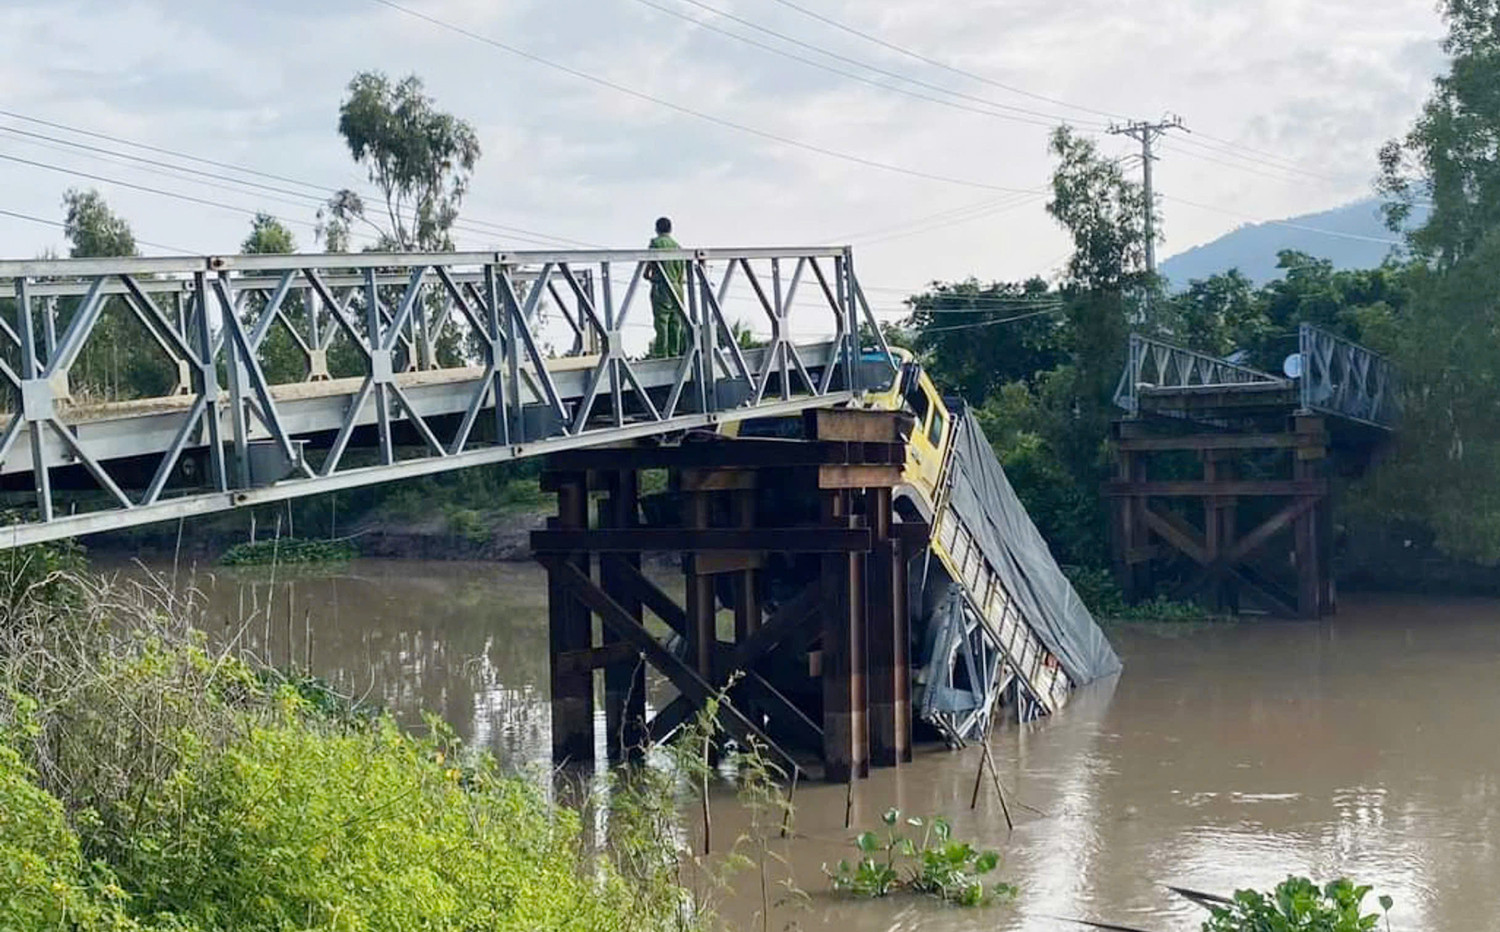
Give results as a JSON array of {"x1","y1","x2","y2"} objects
[{"x1": 0, "y1": 567, "x2": 702, "y2": 931}]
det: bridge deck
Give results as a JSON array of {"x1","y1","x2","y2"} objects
[{"x1": 0, "y1": 247, "x2": 893, "y2": 547}]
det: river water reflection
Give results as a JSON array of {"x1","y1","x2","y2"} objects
[{"x1": 130, "y1": 558, "x2": 1500, "y2": 931}]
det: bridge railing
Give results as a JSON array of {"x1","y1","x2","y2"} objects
[
  {"x1": 1113, "y1": 333, "x2": 1287, "y2": 415},
  {"x1": 0, "y1": 247, "x2": 893, "y2": 547},
  {"x1": 1298, "y1": 323, "x2": 1399, "y2": 429}
]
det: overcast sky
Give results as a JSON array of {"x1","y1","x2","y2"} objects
[{"x1": 0, "y1": 0, "x2": 1445, "y2": 314}]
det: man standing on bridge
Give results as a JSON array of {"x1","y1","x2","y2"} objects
[{"x1": 645, "y1": 216, "x2": 685, "y2": 357}]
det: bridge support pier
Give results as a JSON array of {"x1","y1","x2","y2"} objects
[
  {"x1": 534, "y1": 410, "x2": 913, "y2": 780},
  {"x1": 1107, "y1": 417, "x2": 1333, "y2": 619}
]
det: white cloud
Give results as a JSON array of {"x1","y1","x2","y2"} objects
[{"x1": 0, "y1": 0, "x2": 1445, "y2": 293}]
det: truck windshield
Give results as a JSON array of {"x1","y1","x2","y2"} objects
[{"x1": 859, "y1": 351, "x2": 899, "y2": 391}]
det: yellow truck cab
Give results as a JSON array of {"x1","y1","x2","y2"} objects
[
  {"x1": 861, "y1": 348, "x2": 952, "y2": 518},
  {"x1": 722, "y1": 346, "x2": 954, "y2": 518}
]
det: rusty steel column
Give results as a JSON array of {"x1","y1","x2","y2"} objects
[
  {"x1": 547, "y1": 471, "x2": 594, "y2": 767},
  {"x1": 684, "y1": 488, "x2": 716, "y2": 683},
  {"x1": 865, "y1": 486, "x2": 909, "y2": 767},
  {"x1": 601, "y1": 470, "x2": 646, "y2": 760},
  {"x1": 821, "y1": 488, "x2": 868, "y2": 782},
  {"x1": 731, "y1": 488, "x2": 760, "y2": 641}
]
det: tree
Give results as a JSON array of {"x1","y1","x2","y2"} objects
[
  {"x1": 240, "y1": 214, "x2": 310, "y2": 384},
  {"x1": 904, "y1": 278, "x2": 1065, "y2": 404},
  {"x1": 242, "y1": 212, "x2": 296, "y2": 256},
  {"x1": 63, "y1": 189, "x2": 136, "y2": 259},
  {"x1": 321, "y1": 72, "x2": 481, "y2": 252},
  {"x1": 1362, "y1": 2, "x2": 1500, "y2": 562},
  {"x1": 1378, "y1": 0, "x2": 1500, "y2": 267},
  {"x1": 55, "y1": 190, "x2": 177, "y2": 400}
]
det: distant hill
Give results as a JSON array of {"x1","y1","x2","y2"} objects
[{"x1": 1159, "y1": 197, "x2": 1420, "y2": 287}]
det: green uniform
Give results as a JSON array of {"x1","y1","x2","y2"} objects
[{"x1": 647, "y1": 233, "x2": 685, "y2": 357}]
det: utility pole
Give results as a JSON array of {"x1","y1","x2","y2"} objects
[{"x1": 1108, "y1": 115, "x2": 1187, "y2": 277}]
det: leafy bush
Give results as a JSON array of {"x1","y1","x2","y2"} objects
[
  {"x1": 0, "y1": 539, "x2": 88, "y2": 622},
  {"x1": 219, "y1": 537, "x2": 358, "y2": 566},
  {"x1": 1065, "y1": 565, "x2": 1215, "y2": 622},
  {"x1": 827, "y1": 808, "x2": 1015, "y2": 907},
  {"x1": 0, "y1": 743, "x2": 142, "y2": 931},
  {"x1": 0, "y1": 573, "x2": 689, "y2": 932},
  {"x1": 1203, "y1": 877, "x2": 1392, "y2": 932}
]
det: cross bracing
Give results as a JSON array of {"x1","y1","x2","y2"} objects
[{"x1": 0, "y1": 247, "x2": 893, "y2": 547}]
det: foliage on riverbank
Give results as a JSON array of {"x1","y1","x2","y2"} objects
[
  {"x1": 1065, "y1": 566, "x2": 1220, "y2": 623},
  {"x1": 0, "y1": 569, "x2": 697, "y2": 931},
  {"x1": 218, "y1": 537, "x2": 360, "y2": 566}
]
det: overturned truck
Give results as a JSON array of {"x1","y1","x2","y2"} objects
[{"x1": 727, "y1": 349, "x2": 1120, "y2": 746}]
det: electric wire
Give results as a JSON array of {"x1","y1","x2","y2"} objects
[
  {"x1": 635, "y1": 0, "x2": 1103, "y2": 129},
  {"x1": 1160, "y1": 193, "x2": 1404, "y2": 246},
  {"x1": 903, "y1": 304, "x2": 1066, "y2": 333},
  {"x1": 0, "y1": 206, "x2": 193, "y2": 254},
  {"x1": 0, "y1": 108, "x2": 596, "y2": 248},
  {"x1": 369, "y1": 0, "x2": 1040, "y2": 194},
  {"x1": 765, "y1": 0, "x2": 1125, "y2": 122}
]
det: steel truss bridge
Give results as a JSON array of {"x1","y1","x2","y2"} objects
[
  {"x1": 0, "y1": 247, "x2": 894, "y2": 548},
  {"x1": 1108, "y1": 326, "x2": 1398, "y2": 618}
]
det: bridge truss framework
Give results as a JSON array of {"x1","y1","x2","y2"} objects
[{"x1": 0, "y1": 246, "x2": 892, "y2": 548}]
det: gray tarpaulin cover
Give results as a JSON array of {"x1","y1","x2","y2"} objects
[{"x1": 944, "y1": 412, "x2": 1122, "y2": 684}]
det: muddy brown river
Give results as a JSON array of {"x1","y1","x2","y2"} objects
[{"x1": 124, "y1": 558, "x2": 1500, "y2": 931}]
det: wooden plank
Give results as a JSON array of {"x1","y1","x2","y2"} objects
[
  {"x1": 891, "y1": 519, "x2": 931, "y2": 544},
  {"x1": 607, "y1": 557, "x2": 688, "y2": 637},
  {"x1": 556, "y1": 641, "x2": 639, "y2": 675},
  {"x1": 647, "y1": 585, "x2": 822, "y2": 746},
  {"x1": 545, "y1": 438, "x2": 905, "y2": 470},
  {"x1": 1224, "y1": 495, "x2": 1318, "y2": 564},
  {"x1": 681, "y1": 468, "x2": 758, "y2": 492},
  {"x1": 542, "y1": 556, "x2": 801, "y2": 775},
  {"x1": 694, "y1": 551, "x2": 764, "y2": 574},
  {"x1": 804, "y1": 407, "x2": 909, "y2": 443},
  {"x1": 1105, "y1": 479, "x2": 1327, "y2": 497},
  {"x1": 1117, "y1": 433, "x2": 1315, "y2": 452},
  {"x1": 818, "y1": 464, "x2": 904, "y2": 489},
  {"x1": 600, "y1": 472, "x2": 646, "y2": 761},
  {"x1": 1144, "y1": 506, "x2": 1208, "y2": 565},
  {"x1": 532, "y1": 527, "x2": 873, "y2": 553}
]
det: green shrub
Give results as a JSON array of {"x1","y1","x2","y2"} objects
[
  {"x1": 111, "y1": 709, "x2": 644, "y2": 932},
  {"x1": 0, "y1": 743, "x2": 142, "y2": 931},
  {"x1": 1065, "y1": 565, "x2": 1216, "y2": 622},
  {"x1": 0, "y1": 539, "x2": 88, "y2": 622},
  {"x1": 1203, "y1": 877, "x2": 1392, "y2": 932},
  {"x1": 827, "y1": 808, "x2": 1015, "y2": 907},
  {"x1": 1, "y1": 574, "x2": 688, "y2": 932},
  {"x1": 219, "y1": 537, "x2": 358, "y2": 566}
]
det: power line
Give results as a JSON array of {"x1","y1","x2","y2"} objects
[
  {"x1": 904, "y1": 304, "x2": 1066, "y2": 333},
  {"x1": 1160, "y1": 193, "x2": 1404, "y2": 246},
  {"x1": 0, "y1": 127, "x2": 577, "y2": 249},
  {"x1": 637, "y1": 0, "x2": 1103, "y2": 129},
  {"x1": 370, "y1": 0, "x2": 1039, "y2": 195},
  {"x1": 0, "y1": 108, "x2": 596, "y2": 248},
  {"x1": 0, "y1": 205, "x2": 193, "y2": 254},
  {"x1": 765, "y1": 0, "x2": 1124, "y2": 123},
  {"x1": 856, "y1": 193, "x2": 1047, "y2": 246}
]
